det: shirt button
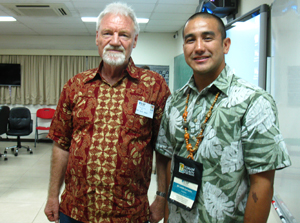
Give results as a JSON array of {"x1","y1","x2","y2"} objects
[
  {"x1": 194, "y1": 119, "x2": 198, "y2": 123},
  {"x1": 196, "y1": 101, "x2": 200, "y2": 105},
  {"x1": 192, "y1": 136, "x2": 196, "y2": 140}
]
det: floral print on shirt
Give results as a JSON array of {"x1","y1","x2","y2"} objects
[{"x1": 156, "y1": 65, "x2": 291, "y2": 223}]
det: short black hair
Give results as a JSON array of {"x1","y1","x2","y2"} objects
[{"x1": 182, "y1": 12, "x2": 226, "y2": 40}]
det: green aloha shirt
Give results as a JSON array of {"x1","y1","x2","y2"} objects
[{"x1": 156, "y1": 65, "x2": 291, "y2": 223}]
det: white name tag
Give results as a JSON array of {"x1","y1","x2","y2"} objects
[
  {"x1": 135, "y1": 100, "x2": 155, "y2": 119},
  {"x1": 169, "y1": 177, "x2": 198, "y2": 209}
]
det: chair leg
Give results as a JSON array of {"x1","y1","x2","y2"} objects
[
  {"x1": 4, "y1": 145, "x2": 18, "y2": 156},
  {"x1": 4, "y1": 136, "x2": 33, "y2": 156},
  {"x1": 34, "y1": 129, "x2": 37, "y2": 147},
  {"x1": 0, "y1": 153, "x2": 7, "y2": 161}
]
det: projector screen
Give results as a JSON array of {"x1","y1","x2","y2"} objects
[{"x1": 225, "y1": 4, "x2": 269, "y2": 89}]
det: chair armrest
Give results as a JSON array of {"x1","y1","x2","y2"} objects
[{"x1": 30, "y1": 120, "x2": 33, "y2": 133}]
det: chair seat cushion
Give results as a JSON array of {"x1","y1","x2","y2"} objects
[{"x1": 7, "y1": 129, "x2": 32, "y2": 136}]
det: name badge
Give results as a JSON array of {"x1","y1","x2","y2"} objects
[
  {"x1": 168, "y1": 154, "x2": 203, "y2": 211},
  {"x1": 135, "y1": 100, "x2": 155, "y2": 119},
  {"x1": 169, "y1": 177, "x2": 198, "y2": 209}
]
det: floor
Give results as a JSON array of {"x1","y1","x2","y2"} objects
[{"x1": 0, "y1": 141, "x2": 297, "y2": 223}]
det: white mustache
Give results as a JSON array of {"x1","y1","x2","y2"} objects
[{"x1": 103, "y1": 45, "x2": 125, "y2": 53}]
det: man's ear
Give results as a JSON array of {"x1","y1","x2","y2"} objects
[
  {"x1": 223, "y1": 37, "x2": 231, "y2": 54},
  {"x1": 96, "y1": 31, "x2": 99, "y2": 46},
  {"x1": 132, "y1": 34, "x2": 138, "y2": 48}
]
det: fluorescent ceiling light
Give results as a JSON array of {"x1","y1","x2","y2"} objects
[
  {"x1": 0, "y1": 16, "x2": 16, "y2": 22},
  {"x1": 81, "y1": 17, "x2": 149, "y2": 24},
  {"x1": 81, "y1": 17, "x2": 97, "y2": 22},
  {"x1": 137, "y1": 18, "x2": 149, "y2": 23}
]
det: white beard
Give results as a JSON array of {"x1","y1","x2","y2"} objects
[{"x1": 102, "y1": 45, "x2": 126, "y2": 66}]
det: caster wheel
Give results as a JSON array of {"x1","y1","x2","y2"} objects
[
  {"x1": 11, "y1": 148, "x2": 14, "y2": 152},
  {"x1": 4, "y1": 150, "x2": 7, "y2": 154},
  {"x1": 4, "y1": 157, "x2": 7, "y2": 161},
  {"x1": 14, "y1": 153, "x2": 18, "y2": 156},
  {"x1": 30, "y1": 151, "x2": 33, "y2": 154},
  {"x1": 27, "y1": 148, "x2": 29, "y2": 151}
]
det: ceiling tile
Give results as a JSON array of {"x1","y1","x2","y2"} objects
[{"x1": 0, "y1": 0, "x2": 199, "y2": 35}]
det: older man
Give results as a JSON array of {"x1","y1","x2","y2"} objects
[{"x1": 44, "y1": 2, "x2": 170, "y2": 223}]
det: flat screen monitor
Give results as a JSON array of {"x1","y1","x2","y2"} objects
[
  {"x1": 0, "y1": 63, "x2": 21, "y2": 86},
  {"x1": 225, "y1": 4, "x2": 269, "y2": 89}
]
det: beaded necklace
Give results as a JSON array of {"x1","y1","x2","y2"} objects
[{"x1": 183, "y1": 89, "x2": 220, "y2": 160}]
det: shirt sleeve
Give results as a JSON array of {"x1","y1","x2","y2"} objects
[
  {"x1": 155, "y1": 95, "x2": 174, "y2": 158},
  {"x1": 47, "y1": 80, "x2": 74, "y2": 151},
  {"x1": 241, "y1": 92, "x2": 291, "y2": 174},
  {"x1": 151, "y1": 75, "x2": 171, "y2": 149}
]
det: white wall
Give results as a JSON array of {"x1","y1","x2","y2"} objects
[
  {"x1": 0, "y1": 0, "x2": 275, "y2": 140},
  {"x1": 0, "y1": 32, "x2": 177, "y2": 91},
  {"x1": 131, "y1": 32, "x2": 177, "y2": 92},
  {"x1": 238, "y1": 0, "x2": 274, "y2": 16},
  {"x1": 0, "y1": 32, "x2": 178, "y2": 139}
]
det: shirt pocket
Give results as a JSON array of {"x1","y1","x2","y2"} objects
[
  {"x1": 72, "y1": 96, "x2": 97, "y2": 127},
  {"x1": 124, "y1": 113, "x2": 151, "y2": 134}
]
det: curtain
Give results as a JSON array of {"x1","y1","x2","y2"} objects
[
  {"x1": 87, "y1": 56, "x2": 101, "y2": 70},
  {"x1": 0, "y1": 55, "x2": 90, "y2": 105},
  {"x1": 48, "y1": 56, "x2": 86, "y2": 104}
]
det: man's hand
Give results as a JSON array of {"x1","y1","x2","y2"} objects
[
  {"x1": 149, "y1": 196, "x2": 166, "y2": 223},
  {"x1": 44, "y1": 197, "x2": 60, "y2": 223},
  {"x1": 44, "y1": 143, "x2": 69, "y2": 222}
]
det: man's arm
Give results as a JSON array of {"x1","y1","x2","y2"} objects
[
  {"x1": 149, "y1": 152, "x2": 171, "y2": 223},
  {"x1": 164, "y1": 160, "x2": 171, "y2": 223},
  {"x1": 244, "y1": 170, "x2": 275, "y2": 223},
  {"x1": 44, "y1": 142, "x2": 69, "y2": 222}
]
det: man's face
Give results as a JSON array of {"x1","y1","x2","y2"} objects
[
  {"x1": 96, "y1": 13, "x2": 138, "y2": 66},
  {"x1": 183, "y1": 17, "x2": 230, "y2": 78}
]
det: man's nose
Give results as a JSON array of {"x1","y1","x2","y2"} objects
[
  {"x1": 110, "y1": 33, "x2": 121, "y2": 46},
  {"x1": 195, "y1": 39, "x2": 205, "y2": 53}
]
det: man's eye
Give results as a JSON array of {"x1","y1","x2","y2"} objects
[
  {"x1": 120, "y1": 33, "x2": 129, "y2": 38},
  {"x1": 185, "y1": 38, "x2": 194, "y2": 43},
  {"x1": 204, "y1": 37, "x2": 213, "y2": 41}
]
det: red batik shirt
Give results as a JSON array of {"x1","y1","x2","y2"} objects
[{"x1": 48, "y1": 58, "x2": 170, "y2": 222}]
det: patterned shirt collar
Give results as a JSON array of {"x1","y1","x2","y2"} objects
[
  {"x1": 82, "y1": 57, "x2": 139, "y2": 84},
  {"x1": 182, "y1": 64, "x2": 234, "y2": 96}
]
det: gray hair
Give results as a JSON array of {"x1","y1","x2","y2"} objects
[{"x1": 96, "y1": 2, "x2": 140, "y2": 35}]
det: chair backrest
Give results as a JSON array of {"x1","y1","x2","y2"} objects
[
  {"x1": 0, "y1": 106, "x2": 10, "y2": 135},
  {"x1": 9, "y1": 107, "x2": 31, "y2": 130},
  {"x1": 36, "y1": 108, "x2": 55, "y2": 119}
]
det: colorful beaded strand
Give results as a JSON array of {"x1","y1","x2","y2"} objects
[{"x1": 183, "y1": 91, "x2": 220, "y2": 160}]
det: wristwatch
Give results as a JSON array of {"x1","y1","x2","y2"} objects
[{"x1": 156, "y1": 191, "x2": 166, "y2": 198}]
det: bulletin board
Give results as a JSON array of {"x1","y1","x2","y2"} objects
[{"x1": 137, "y1": 64, "x2": 169, "y2": 86}]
